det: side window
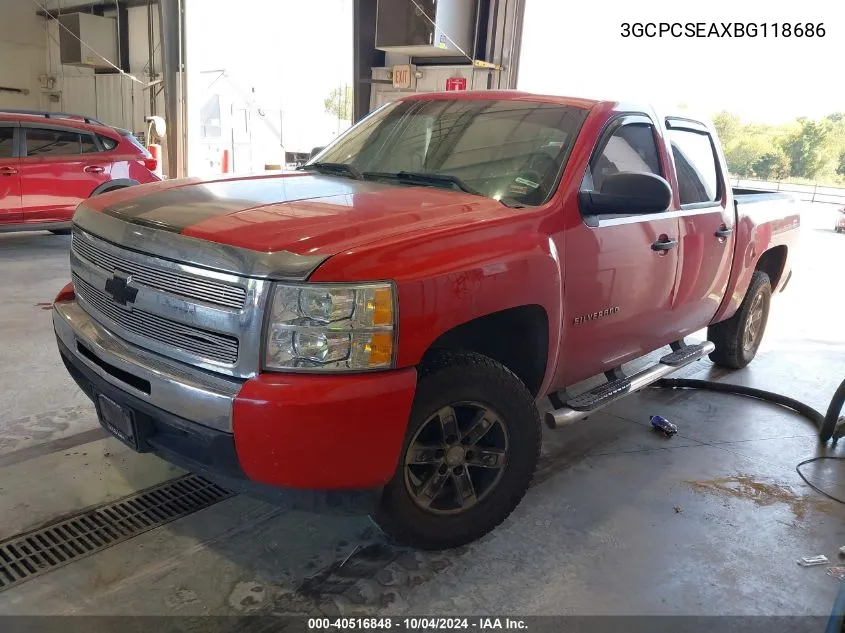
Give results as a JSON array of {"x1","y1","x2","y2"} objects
[
  {"x1": 25, "y1": 128, "x2": 81, "y2": 157},
  {"x1": 80, "y1": 134, "x2": 99, "y2": 153},
  {"x1": 587, "y1": 123, "x2": 661, "y2": 192},
  {"x1": 98, "y1": 135, "x2": 118, "y2": 150},
  {"x1": 0, "y1": 128, "x2": 14, "y2": 159},
  {"x1": 667, "y1": 128, "x2": 720, "y2": 205}
]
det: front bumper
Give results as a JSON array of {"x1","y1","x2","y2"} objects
[{"x1": 54, "y1": 297, "x2": 418, "y2": 515}]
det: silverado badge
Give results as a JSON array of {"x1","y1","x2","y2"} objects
[{"x1": 573, "y1": 306, "x2": 620, "y2": 325}]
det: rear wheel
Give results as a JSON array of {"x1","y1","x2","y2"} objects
[
  {"x1": 708, "y1": 271, "x2": 772, "y2": 369},
  {"x1": 374, "y1": 351, "x2": 541, "y2": 550}
]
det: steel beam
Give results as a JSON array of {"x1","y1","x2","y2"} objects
[
  {"x1": 352, "y1": 0, "x2": 384, "y2": 122},
  {"x1": 158, "y1": 0, "x2": 187, "y2": 178}
]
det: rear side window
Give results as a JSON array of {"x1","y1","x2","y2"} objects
[
  {"x1": 81, "y1": 134, "x2": 99, "y2": 153},
  {"x1": 0, "y1": 128, "x2": 13, "y2": 158},
  {"x1": 25, "y1": 128, "x2": 81, "y2": 157},
  {"x1": 667, "y1": 129, "x2": 720, "y2": 205},
  {"x1": 588, "y1": 123, "x2": 661, "y2": 192},
  {"x1": 98, "y1": 135, "x2": 118, "y2": 150}
]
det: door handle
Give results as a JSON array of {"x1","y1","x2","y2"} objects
[
  {"x1": 714, "y1": 226, "x2": 733, "y2": 238},
  {"x1": 84, "y1": 165, "x2": 106, "y2": 173},
  {"x1": 0, "y1": 166, "x2": 17, "y2": 175},
  {"x1": 651, "y1": 237, "x2": 679, "y2": 252}
]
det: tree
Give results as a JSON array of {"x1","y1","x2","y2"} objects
[
  {"x1": 724, "y1": 135, "x2": 770, "y2": 178},
  {"x1": 780, "y1": 118, "x2": 834, "y2": 179},
  {"x1": 323, "y1": 86, "x2": 353, "y2": 123},
  {"x1": 712, "y1": 111, "x2": 742, "y2": 146},
  {"x1": 836, "y1": 152, "x2": 845, "y2": 178},
  {"x1": 752, "y1": 149, "x2": 791, "y2": 181}
]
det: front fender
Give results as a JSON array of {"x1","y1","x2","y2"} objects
[{"x1": 310, "y1": 222, "x2": 563, "y2": 391}]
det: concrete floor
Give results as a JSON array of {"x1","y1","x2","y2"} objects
[{"x1": 1, "y1": 206, "x2": 845, "y2": 617}]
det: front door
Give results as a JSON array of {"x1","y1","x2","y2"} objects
[
  {"x1": 665, "y1": 120, "x2": 735, "y2": 336},
  {"x1": 0, "y1": 123, "x2": 22, "y2": 225},
  {"x1": 556, "y1": 116, "x2": 681, "y2": 387},
  {"x1": 19, "y1": 125, "x2": 111, "y2": 223}
]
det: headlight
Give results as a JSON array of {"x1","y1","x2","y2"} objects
[{"x1": 263, "y1": 282, "x2": 396, "y2": 372}]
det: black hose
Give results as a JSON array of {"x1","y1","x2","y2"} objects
[
  {"x1": 655, "y1": 377, "x2": 844, "y2": 442},
  {"x1": 655, "y1": 376, "x2": 845, "y2": 504}
]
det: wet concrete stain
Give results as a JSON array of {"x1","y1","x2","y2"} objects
[
  {"x1": 289, "y1": 430, "x2": 616, "y2": 616},
  {"x1": 228, "y1": 580, "x2": 268, "y2": 613},
  {"x1": 685, "y1": 474, "x2": 833, "y2": 519},
  {"x1": 0, "y1": 405, "x2": 93, "y2": 452},
  {"x1": 164, "y1": 587, "x2": 200, "y2": 610}
]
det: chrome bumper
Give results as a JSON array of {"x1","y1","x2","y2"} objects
[{"x1": 54, "y1": 300, "x2": 243, "y2": 433}]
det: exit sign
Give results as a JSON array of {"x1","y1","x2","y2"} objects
[
  {"x1": 392, "y1": 65, "x2": 416, "y2": 89},
  {"x1": 446, "y1": 77, "x2": 467, "y2": 91}
]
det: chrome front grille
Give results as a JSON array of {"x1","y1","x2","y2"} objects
[
  {"x1": 73, "y1": 274, "x2": 239, "y2": 365},
  {"x1": 68, "y1": 225, "x2": 271, "y2": 378},
  {"x1": 72, "y1": 228, "x2": 246, "y2": 309}
]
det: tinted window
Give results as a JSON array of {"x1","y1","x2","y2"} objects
[
  {"x1": 588, "y1": 123, "x2": 661, "y2": 192},
  {"x1": 81, "y1": 134, "x2": 99, "y2": 153},
  {"x1": 317, "y1": 99, "x2": 589, "y2": 206},
  {"x1": 26, "y1": 128, "x2": 81, "y2": 156},
  {"x1": 667, "y1": 129, "x2": 720, "y2": 204},
  {"x1": 0, "y1": 128, "x2": 13, "y2": 159},
  {"x1": 98, "y1": 135, "x2": 118, "y2": 150}
]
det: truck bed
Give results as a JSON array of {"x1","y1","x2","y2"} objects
[{"x1": 732, "y1": 187, "x2": 797, "y2": 203}]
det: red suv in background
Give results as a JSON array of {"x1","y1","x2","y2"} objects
[{"x1": 0, "y1": 110, "x2": 160, "y2": 235}]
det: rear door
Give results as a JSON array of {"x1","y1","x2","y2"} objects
[
  {"x1": 560, "y1": 115, "x2": 681, "y2": 383},
  {"x1": 19, "y1": 125, "x2": 111, "y2": 223},
  {"x1": 0, "y1": 122, "x2": 22, "y2": 225},
  {"x1": 665, "y1": 119, "x2": 735, "y2": 335}
]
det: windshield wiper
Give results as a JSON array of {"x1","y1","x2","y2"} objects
[
  {"x1": 363, "y1": 171, "x2": 527, "y2": 208},
  {"x1": 298, "y1": 162, "x2": 363, "y2": 180},
  {"x1": 363, "y1": 171, "x2": 482, "y2": 196}
]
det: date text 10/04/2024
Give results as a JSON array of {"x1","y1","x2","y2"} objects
[
  {"x1": 621, "y1": 22, "x2": 825, "y2": 37},
  {"x1": 307, "y1": 618, "x2": 528, "y2": 630}
]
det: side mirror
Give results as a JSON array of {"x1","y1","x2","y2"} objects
[
  {"x1": 578, "y1": 172, "x2": 672, "y2": 216},
  {"x1": 309, "y1": 146, "x2": 325, "y2": 159}
]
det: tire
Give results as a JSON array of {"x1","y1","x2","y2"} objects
[
  {"x1": 49, "y1": 229, "x2": 71, "y2": 235},
  {"x1": 707, "y1": 270, "x2": 772, "y2": 369},
  {"x1": 373, "y1": 351, "x2": 541, "y2": 550}
]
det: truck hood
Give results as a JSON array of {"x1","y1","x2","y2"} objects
[{"x1": 87, "y1": 172, "x2": 508, "y2": 256}]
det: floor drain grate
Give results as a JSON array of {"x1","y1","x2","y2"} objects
[{"x1": 0, "y1": 473, "x2": 233, "y2": 592}]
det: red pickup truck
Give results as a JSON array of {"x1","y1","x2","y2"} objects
[{"x1": 53, "y1": 91, "x2": 800, "y2": 550}]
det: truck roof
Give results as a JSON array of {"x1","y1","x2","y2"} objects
[
  {"x1": 397, "y1": 90, "x2": 713, "y2": 129},
  {"x1": 400, "y1": 90, "x2": 599, "y2": 110}
]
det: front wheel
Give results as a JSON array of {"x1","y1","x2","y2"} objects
[
  {"x1": 708, "y1": 270, "x2": 772, "y2": 369},
  {"x1": 373, "y1": 351, "x2": 541, "y2": 550}
]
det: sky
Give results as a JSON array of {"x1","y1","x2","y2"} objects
[{"x1": 518, "y1": 0, "x2": 844, "y2": 124}]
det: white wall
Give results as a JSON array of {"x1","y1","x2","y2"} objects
[
  {"x1": 0, "y1": 0, "x2": 162, "y2": 135},
  {"x1": 0, "y1": 1, "x2": 48, "y2": 110},
  {"x1": 45, "y1": 5, "x2": 163, "y2": 134}
]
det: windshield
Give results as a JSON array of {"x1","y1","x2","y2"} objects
[{"x1": 312, "y1": 99, "x2": 589, "y2": 206}]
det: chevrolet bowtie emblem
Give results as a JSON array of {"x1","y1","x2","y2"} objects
[{"x1": 104, "y1": 272, "x2": 139, "y2": 307}]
